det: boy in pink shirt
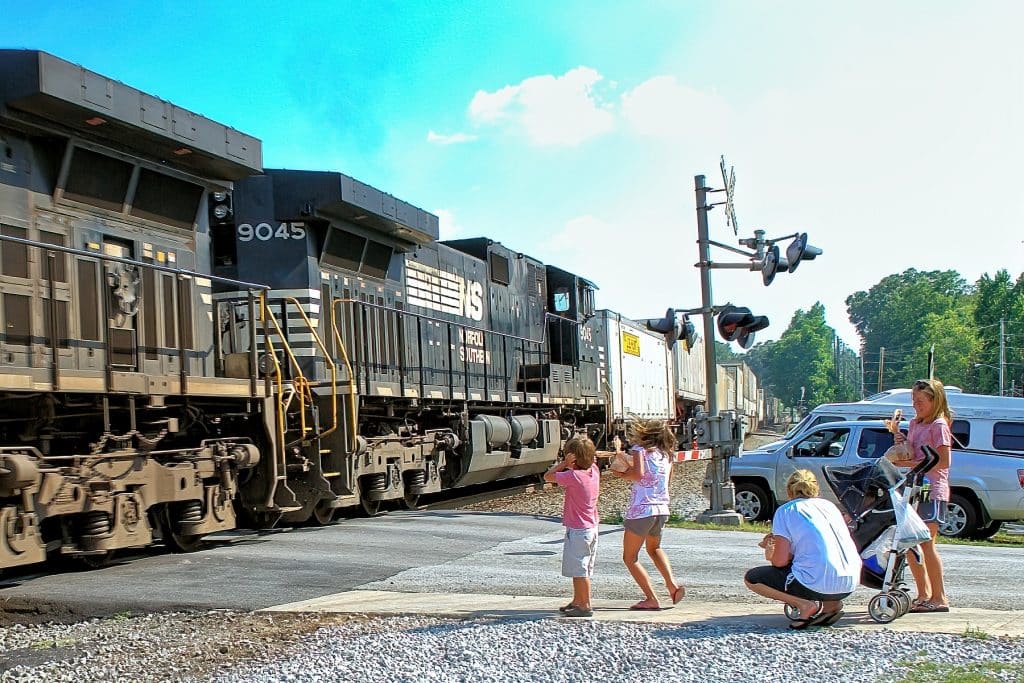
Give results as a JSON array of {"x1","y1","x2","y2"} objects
[{"x1": 544, "y1": 436, "x2": 601, "y2": 617}]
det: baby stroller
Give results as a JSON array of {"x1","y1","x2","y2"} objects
[{"x1": 818, "y1": 448, "x2": 940, "y2": 623}]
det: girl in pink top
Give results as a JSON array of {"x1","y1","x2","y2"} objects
[
  {"x1": 610, "y1": 418, "x2": 685, "y2": 610},
  {"x1": 892, "y1": 378, "x2": 952, "y2": 612}
]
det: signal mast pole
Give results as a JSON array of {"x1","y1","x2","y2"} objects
[
  {"x1": 694, "y1": 174, "x2": 743, "y2": 525},
  {"x1": 695, "y1": 175, "x2": 722, "y2": 515}
]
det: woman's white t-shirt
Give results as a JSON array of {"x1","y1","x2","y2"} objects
[{"x1": 772, "y1": 497, "x2": 861, "y2": 595}]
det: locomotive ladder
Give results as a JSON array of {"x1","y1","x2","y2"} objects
[{"x1": 260, "y1": 295, "x2": 338, "y2": 507}]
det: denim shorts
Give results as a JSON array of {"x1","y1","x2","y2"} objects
[{"x1": 917, "y1": 499, "x2": 948, "y2": 524}]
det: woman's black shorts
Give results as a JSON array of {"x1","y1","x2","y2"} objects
[{"x1": 745, "y1": 565, "x2": 852, "y2": 602}]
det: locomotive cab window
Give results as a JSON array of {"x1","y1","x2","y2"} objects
[
  {"x1": 578, "y1": 284, "x2": 595, "y2": 318},
  {"x1": 553, "y1": 287, "x2": 570, "y2": 313}
]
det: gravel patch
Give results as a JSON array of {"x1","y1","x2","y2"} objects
[
  {"x1": 210, "y1": 615, "x2": 1024, "y2": 683},
  {"x1": 462, "y1": 460, "x2": 711, "y2": 521}
]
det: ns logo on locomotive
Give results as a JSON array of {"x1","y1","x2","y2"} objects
[{"x1": 0, "y1": 51, "x2": 741, "y2": 574}]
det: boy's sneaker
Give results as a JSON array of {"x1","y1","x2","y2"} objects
[{"x1": 563, "y1": 606, "x2": 593, "y2": 618}]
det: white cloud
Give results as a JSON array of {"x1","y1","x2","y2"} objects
[
  {"x1": 434, "y1": 208, "x2": 465, "y2": 240},
  {"x1": 621, "y1": 75, "x2": 733, "y2": 142},
  {"x1": 426, "y1": 130, "x2": 477, "y2": 145},
  {"x1": 467, "y1": 66, "x2": 616, "y2": 146}
]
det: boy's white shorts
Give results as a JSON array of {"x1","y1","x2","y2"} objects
[{"x1": 561, "y1": 527, "x2": 598, "y2": 578}]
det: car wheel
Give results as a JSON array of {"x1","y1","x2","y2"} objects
[
  {"x1": 734, "y1": 482, "x2": 773, "y2": 522},
  {"x1": 938, "y1": 494, "x2": 977, "y2": 538},
  {"x1": 966, "y1": 520, "x2": 1002, "y2": 541}
]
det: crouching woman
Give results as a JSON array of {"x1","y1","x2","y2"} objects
[{"x1": 744, "y1": 469, "x2": 861, "y2": 629}]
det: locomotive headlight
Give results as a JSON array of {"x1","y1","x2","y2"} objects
[
  {"x1": 212, "y1": 191, "x2": 228, "y2": 202},
  {"x1": 213, "y1": 204, "x2": 230, "y2": 220}
]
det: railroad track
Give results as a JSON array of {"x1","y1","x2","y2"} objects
[{"x1": 419, "y1": 478, "x2": 554, "y2": 511}]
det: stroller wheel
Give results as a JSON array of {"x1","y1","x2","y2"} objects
[
  {"x1": 784, "y1": 604, "x2": 801, "y2": 621},
  {"x1": 891, "y1": 589, "x2": 911, "y2": 616},
  {"x1": 868, "y1": 594, "x2": 900, "y2": 623}
]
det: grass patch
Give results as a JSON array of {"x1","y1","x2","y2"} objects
[
  {"x1": 29, "y1": 637, "x2": 76, "y2": 650},
  {"x1": 897, "y1": 661, "x2": 1024, "y2": 682},
  {"x1": 600, "y1": 511, "x2": 770, "y2": 534},
  {"x1": 963, "y1": 624, "x2": 991, "y2": 640},
  {"x1": 934, "y1": 532, "x2": 1024, "y2": 549}
]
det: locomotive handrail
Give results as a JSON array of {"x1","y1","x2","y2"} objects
[
  {"x1": 329, "y1": 295, "x2": 577, "y2": 346},
  {"x1": 259, "y1": 294, "x2": 289, "y2": 509},
  {"x1": 278, "y1": 296, "x2": 338, "y2": 440},
  {"x1": 330, "y1": 300, "x2": 359, "y2": 453},
  {"x1": 327, "y1": 294, "x2": 589, "y2": 403},
  {"x1": 331, "y1": 296, "x2": 556, "y2": 404}
]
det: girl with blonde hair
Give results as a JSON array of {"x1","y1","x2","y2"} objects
[
  {"x1": 744, "y1": 469, "x2": 861, "y2": 629},
  {"x1": 891, "y1": 378, "x2": 953, "y2": 612},
  {"x1": 610, "y1": 418, "x2": 685, "y2": 610}
]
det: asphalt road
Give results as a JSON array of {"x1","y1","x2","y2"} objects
[{"x1": 1, "y1": 511, "x2": 1021, "y2": 616}]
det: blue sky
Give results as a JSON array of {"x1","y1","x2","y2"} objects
[{"x1": 6, "y1": 1, "x2": 1023, "y2": 348}]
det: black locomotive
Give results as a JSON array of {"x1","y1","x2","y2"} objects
[{"x1": 0, "y1": 51, "x2": 614, "y2": 572}]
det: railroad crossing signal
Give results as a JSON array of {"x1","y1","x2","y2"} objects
[{"x1": 720, "y1": 155, "x2": 738, "y2": 236}]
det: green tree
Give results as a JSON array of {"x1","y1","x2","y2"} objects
[
  {"x1": 750, "y1": 303, "x2": 842, "y2": 408},
  {"x1": 971, "y1": 271, "x2": 1024, "y2": 395},
  {"x1": 846, "y1": 269, "x2": 970, "y2": 391}
]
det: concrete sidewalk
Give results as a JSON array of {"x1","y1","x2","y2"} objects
[{"x1": 263, "y1": 589, "x2": 1024, "y2": 637}]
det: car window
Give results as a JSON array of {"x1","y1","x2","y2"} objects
[
  {"x1": 792, "y1": 428, "x2": 850, "y2": 458},
  {"x1": 993, "y1": 421, "x2": 1024, "y2": 451},
  {"x1": 951, "y1": 419, "x2": 970, "y2": 449},
  {"x1": 809, "y1": 415, "x2": 843, "y2": 428},
  {"x1": 856, "y1": 428, "x2": 894, "y2": 459}
]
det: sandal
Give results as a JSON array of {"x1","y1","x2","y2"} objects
[
  {"x1": 671, "y1": 585, "x2": 686, "y2": 605},
  {"x1": 629, "y1": 599, "x2": 661, "y2": 611},
  {"x1": 909, "y1": 601, "x2": 950, "y2": 613},
  {"x1": 558, "y1": 603, "x2": 576, "y2": 613},
  {"x1": 562, "y1": 606, "x2": 593, "y2": 618},
  {"x1": 788, "y1": 604, "x2": 823, "y2": 630}
]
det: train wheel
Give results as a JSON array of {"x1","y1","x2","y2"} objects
[
  {"x1": 161, "y1": 503, "x2": 204, "y2": 553},
  {"x1": 403, "y1": 493, "x2": 421, "y2": 510},
  {"x1": 312, "y1": 502, "x2": 336, "y2": 526},
  {"x1": 360, "y1": 497, "x2": 381, "y2": 517},
  {"x1": 78, "y1": 551, "x2": 114, "y2": 570}
]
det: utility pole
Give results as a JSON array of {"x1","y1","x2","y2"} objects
[
  {"x1": 1000, "y1": 318, "x2": 1006, "y2": 396},
  {"x1": 860, "y1": 349, "x2": 865, "y2": 398},
  {"x1": 877, "y1": 346, "x2": 886, "y2": 393}
]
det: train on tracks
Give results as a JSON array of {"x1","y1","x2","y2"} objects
[{"x1": 0, "y1": 50, "x2": 762, "y2": 572}]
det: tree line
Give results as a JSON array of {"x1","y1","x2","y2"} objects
[{"x1": 718, "y1": 268, "x2": 1024, "y2": 410}]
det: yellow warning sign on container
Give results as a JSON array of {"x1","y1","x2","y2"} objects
[{"x1": 622, "y1": 331, "x2": 641, "y2": 356}]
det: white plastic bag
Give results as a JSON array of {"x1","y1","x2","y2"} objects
[
  {"x1": 861, "y1": 526, "x2": 896, "y2": 566},
  {"x1": 891, "y1": 487, "x2": 931, "y2": 550}
]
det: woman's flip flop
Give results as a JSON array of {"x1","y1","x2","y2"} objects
[
  {"x1": 671, "y1": 586, "x2": 686, "y2": 604},
  {"x1": 629, "y1": 599, "x2": 661, "y2": 611}
]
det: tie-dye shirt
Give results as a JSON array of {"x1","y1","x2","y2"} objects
[{"x1": 625, "y1": 446, "x2": 671, "y2": 519}]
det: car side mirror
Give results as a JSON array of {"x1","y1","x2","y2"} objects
[{"x1": 785, "y1": 446, "x2": 794, "y2": 459}]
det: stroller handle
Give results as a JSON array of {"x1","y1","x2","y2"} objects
[{"x1": 908, "y1": 445, "x2": 942, "y2": 478}]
